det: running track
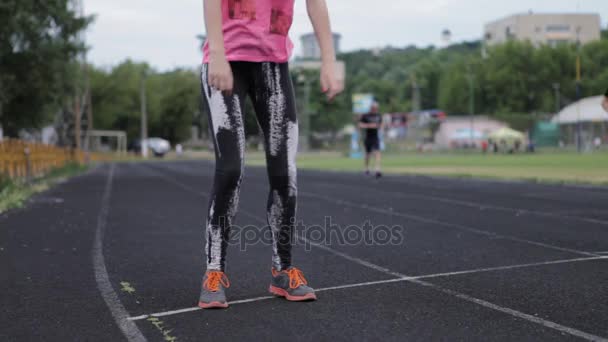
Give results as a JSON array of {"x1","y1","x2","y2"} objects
[{"x1": 2, "y1": 160, "x2": 608, "y2": 341}]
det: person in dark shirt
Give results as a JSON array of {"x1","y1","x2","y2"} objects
[
  {"x1": 359, "y1": 102, "x2": 383, "y2": 178},
  {"x1": 603, "y1": 88, "x2": 608, "y2": 112}
]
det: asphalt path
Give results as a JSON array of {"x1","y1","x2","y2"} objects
[{"x1": 2, "y1": 160, "x2": 607, "y2": 341}]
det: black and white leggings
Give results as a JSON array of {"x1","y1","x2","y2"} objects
[{"x1": 201, "y1": 62, "x2": 298, "y2": 272}]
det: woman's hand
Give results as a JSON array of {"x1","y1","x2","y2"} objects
[
  {"x1": 208, "y1": 52, "x2": 233, "y2": 93},
  {"x1": 320, "y1": 61, "x2": 344, "y2": 101}
]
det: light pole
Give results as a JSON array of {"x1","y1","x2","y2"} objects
[
  {"x1": 140, "y1": 70, "x2": 149, "y2": 158},
  {"x1": 575, "y1": 26, "x2": 582, "y2": 153},
  {"x1": 297, "y1": 73, "x2": 311, "y2": 151},
  {"x1": 552, "y1": 83, "x2": 561, "y2": 114},
  {"x1": 466, "y1": 64, "x2": 475, "y2": 146}
]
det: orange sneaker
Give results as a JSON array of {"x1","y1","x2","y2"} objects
[
  {"x1": 198, "y1": 271, "x2": 230, "y2": 309},
  {"x1": 269, "y1": 267, "x2": 317, "y2": 301}
]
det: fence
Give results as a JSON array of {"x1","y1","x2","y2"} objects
[{"x1": 0, "y1": 139, "x2": 87, "y2": 181}]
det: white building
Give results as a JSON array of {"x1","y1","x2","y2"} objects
[
  {"x1": 300, "y1": 33, "x2": 341, "y2": 60},
  {"x1": 552, "y1": 95, "x2": 608, "y2": 146},
  {"x1": 435, "y1": 117, "x2": 506, "y2": 149},
  {"x1": 484, "y1": 13, "x2": 601, "y2": 47}
]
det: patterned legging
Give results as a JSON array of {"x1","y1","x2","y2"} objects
[{"x1": 201, "y1": 62, "x2": 298, "y2": 272}]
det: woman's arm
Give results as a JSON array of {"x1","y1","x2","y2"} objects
[
  {"x1": 306, "y1": 0, "x2": 343, "y2": 101},
  {"x1": 204, "y1": 0, "x2": 233, "y2": 92}
]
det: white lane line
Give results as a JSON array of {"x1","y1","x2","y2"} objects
[
  {"x1": 300, "y1": 190, "x2": 600, "y2": 258},
  {"x1": 290, "y1": 236, "x2": 608, "y2": 341},
  {"x1": 298, "y1": 237, "x2": 404, "y2": 278},
  {"x1": 127, "y1": 279, "x2": 405, "y2": 321},
  {"x1": 127, "y1": 255, "x2": 607, "y2": 327},
  {"x1": 93, "y1": 164, "x2": 147, "y2": 342},
  {"x1": 144, "y1": 164, "x2": 608, "y2": 341},
  {"x1": 158, "y1": 160, "x2": 608, "y2": 226},
  {"x1": 151, "y1": 162, "x2": 601, "y2": 258},
  {"x1": 406, "y1": 278, "x2": 608, "y2": 342},
  {"x1": 306, "y1": 179, "x2": 608, "y2": 226},
  {"x1": 412, "y1": 256, "x2": 608, "y2": 280}
]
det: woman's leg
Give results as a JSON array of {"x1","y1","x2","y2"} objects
[
  {"x1": 201, "y1": 62, "x2": 249, "y2": 271},
  {"x1": 249, "y1": 62, "x2": 298, "y2": 271}
]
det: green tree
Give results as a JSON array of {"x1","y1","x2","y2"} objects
[
  {"x1": 157, "y1": 70, "x2": 199, "y2": 143},
  {"x1": 0, "y1": 0, "x2": 93, "y2": 136},
  {"x1": 581, "y1": 39, "x2": 608, "y2": 97}
]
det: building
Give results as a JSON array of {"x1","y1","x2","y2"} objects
[
  {"x1": 484, "y1": 13, "x2": 601, "y2": 47},
  {"x1": 434, "y1": 116, "x2": 506, "y2": 149},
  {"x1": 551, "y1": 95, "x2": 608, "y2": 147},
  {"x1": 300, "y1": 33, "x2": 341, "y2": 60}
]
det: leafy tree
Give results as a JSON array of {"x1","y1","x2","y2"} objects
[
  {"x1": 0, "y1": 0, "x2": 93, "y2": 136},
  {"x1": 157, "y1": 70, "x2": 200, "y2": 143}
]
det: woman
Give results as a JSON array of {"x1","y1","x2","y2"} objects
[{"x1": 199, "y1": 0, "x2": 343, "y2": 309}]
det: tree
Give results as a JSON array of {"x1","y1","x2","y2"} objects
[
  {"x1": 0, "y1": 0, "x2": 93, "y2": 136},
  {"x1": 157, "y1": 70, "x2": 200, "y2": 143}
]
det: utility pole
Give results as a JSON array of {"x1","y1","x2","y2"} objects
[
  {"x1": 140, "y1": 70, "x2": 149, "y2": 158},
  {"x1": 297, "y1": 73, "x2": 311, "y2": 151},
  {"x1": 70, "y1": 0, "x2": 91, "y2": 152},
  {"x1": 575, "y1": 26, "x2": 582, "y2": 153},
  {"x1": 467, "y1": 64, "x2": 475, "y2": 145},
  {"x1": 552, "y1": 83, "x2": 561, "y2": 114},
  {"x1": 84, "y1": 72, "x2": 94, "y2": 151},
  {"x1": 74, "y1": 95, "x2": 81, "y2": 150},
  {"x1": 411, "y1": 74, "x2": 421, "y2": 112}
]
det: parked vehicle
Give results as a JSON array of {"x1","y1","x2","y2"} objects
[{"x1": 128, "y1": 138, "x2": 171, "y2": 157}]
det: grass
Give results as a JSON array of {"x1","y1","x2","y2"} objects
[
  {"x1": 245, "y1": 150, "x2": 608, "y2": 186},
  {"x1": 0, "y1": 162, "x2": 89, "y2": 214},
  {"x1": 95, "y1": 149, "x2": 608, "y2": 186}
]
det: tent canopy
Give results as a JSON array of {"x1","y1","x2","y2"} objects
[
  {"x1": 488, "y1": 127, "x2": 525, "y2": 142},
  {"x1": 552, "y1": 96, "x2": 608, "y2": 124}
]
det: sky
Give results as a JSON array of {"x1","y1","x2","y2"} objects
[{"x1": 84, "y1": 0, "x2": 608, "y2": 71}]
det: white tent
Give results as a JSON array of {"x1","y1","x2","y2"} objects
[{"x1": 552, "y1": 96, "x2": 608, "y2": 124}]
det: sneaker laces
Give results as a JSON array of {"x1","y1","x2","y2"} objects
[
  {"x1": 286, "y1": 267, "x2": 308, "y2": 289},
  {"x1": 203, "y1": 271, "x2": 230, "y2": 292}
]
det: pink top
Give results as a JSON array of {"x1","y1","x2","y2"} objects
[{"x1": 203, "y1": 0, "x2": 295, "y2": 63}]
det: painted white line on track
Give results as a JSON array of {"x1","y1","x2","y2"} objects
[
  {"x1": 93, "y1": 164, "x2": 147, "y2": 342},
  {"x1": 300, "y1": 190, "x2": 600, "y2": 258},
  {"x1": 151, "y1": 162, "x2": 601, "y2": 258},
  {"x1": 157, "y1": 160, "x2": 608, "y2": 226},
  {"x1": 406, "y1": 278, "x2": 608, "y2": 342},
  {"x1": 127, "y1": 253, "x2": 607, "y2": 336},
  {"x1": 143, "y1": 164, "x2": 608, "y2": 341},
  {"x1": 306, "y1": 179, "x2": 608, "y2": 226}
]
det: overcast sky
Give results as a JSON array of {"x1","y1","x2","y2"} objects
[{"x1": 84, "y1": 0, "x2": 607, "y2": 71}]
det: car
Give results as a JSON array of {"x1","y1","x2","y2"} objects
[{"x1": 143, "y1": 138, "x2": 171, "y2": 157}]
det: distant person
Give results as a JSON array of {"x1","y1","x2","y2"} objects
[
  {"x1": 594, "y1": 137, "x2": 601, "y2": 149},
  {"x1": 603, "y1": 88, "x2": 608, "y2": 112},
  {"x1": 198, "y1": 0, "x2": 343, "y2": 309},
  {"x1": 359, "y1": 102, "x2": 383, "y2": 178},
  {"x1": 175, "y1": 143, "x2": 183, "y2": 156},
  {"x1": 527, "y1": 139, "x2": 536, "y2": 153},
  {"x1": 481, "y1": 140, "x2": 488, "y2": 154}
]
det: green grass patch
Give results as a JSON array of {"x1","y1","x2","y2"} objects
[
  {"x1": 0, "y1": 162, "x2": 89, "y2": 213},
  {"x1": 245, "y1": 151, "x2": 608, "y2": 186}
]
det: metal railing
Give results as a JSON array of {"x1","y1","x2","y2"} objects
[{"x1": 0, "y1": 139, "x2": 89, "y2": 181}]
